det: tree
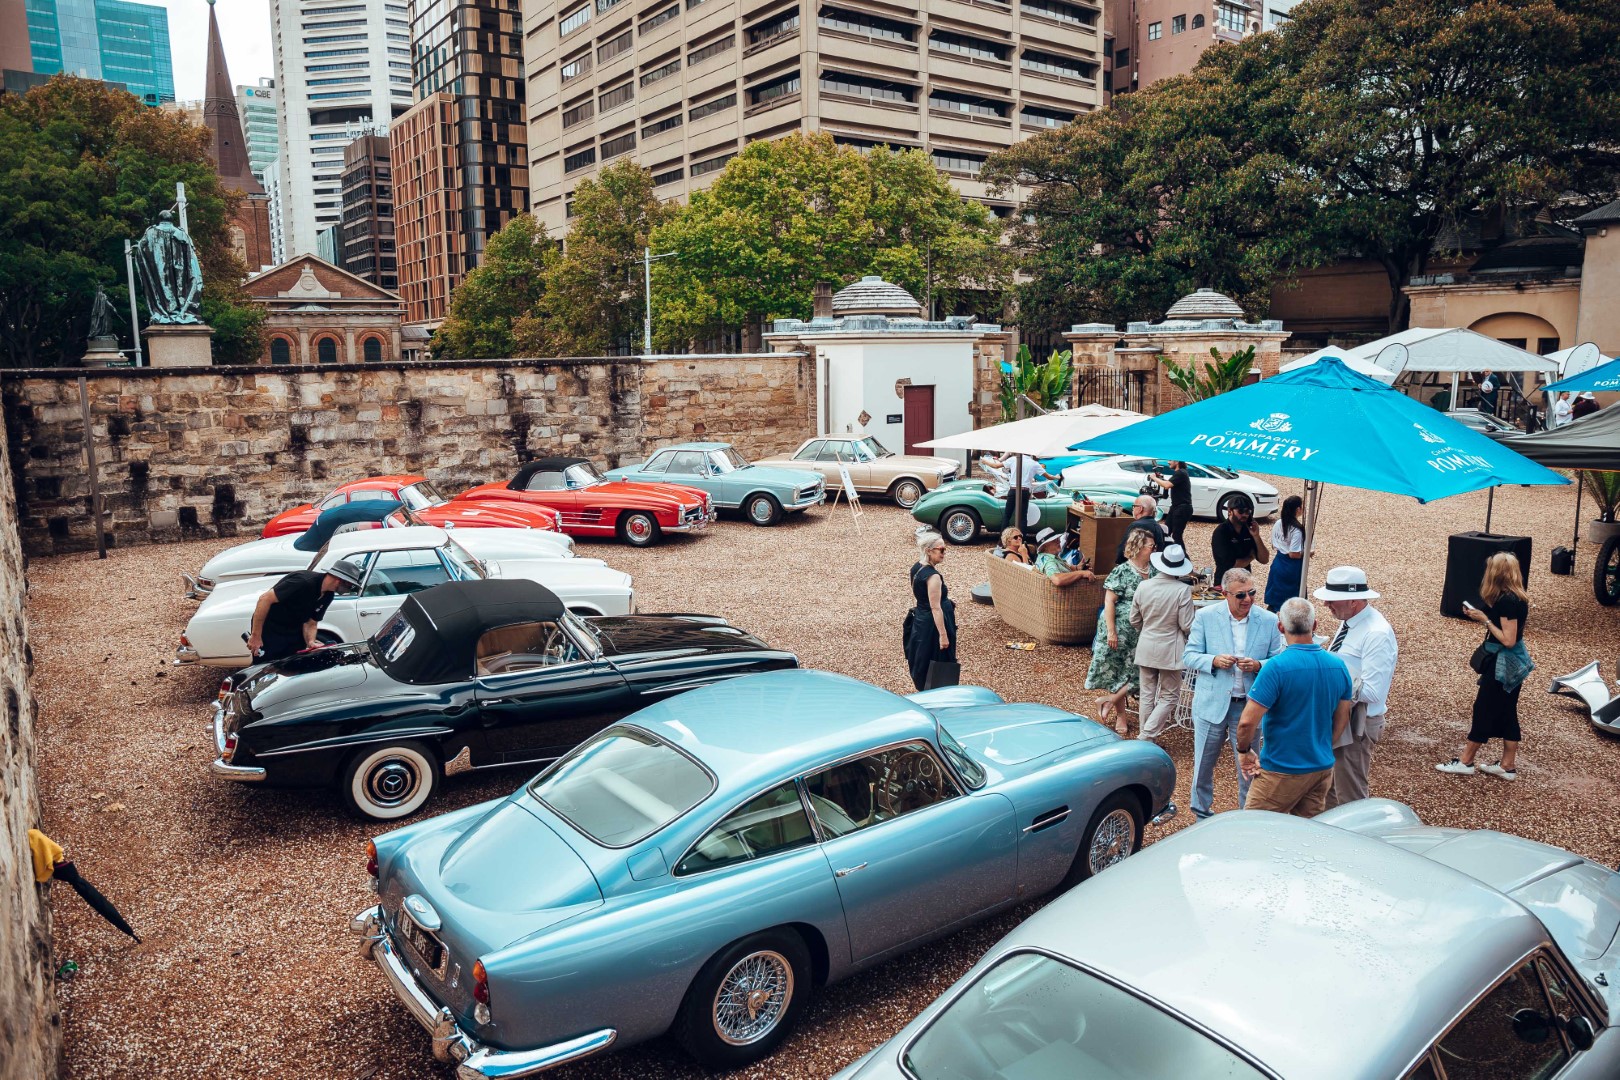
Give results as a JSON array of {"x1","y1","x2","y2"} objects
[
  {"x1": 650, "y1": 134, "x2": 1006, "y2": 347},
  {"x1": 523, "y1": 160, "x2": 674, "y2": 356},
  {"x1": 999, "y1": 345, "x2": 1073, "y2": 420},
  {"x1": 0, "y1": 76, "x2": 261, "y2": 367},
  {"x1": 1161, "y1": 345, "x2": 1256, "y2": 402},
  {"x1": 433, "y1": 214, "x2": 554, "y2": 359}
]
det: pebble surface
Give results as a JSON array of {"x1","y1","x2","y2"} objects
[{"x1": 27, "y1": 476, "x2": 1620, "y2": 1079}]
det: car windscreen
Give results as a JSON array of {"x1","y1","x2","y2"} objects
[
  {"x1": 442, "y1": 537, "x2": 486, "y2": 580},
  {"x1": 855, "y1": 436, "x2": 893, "y2": 459},
  {"x1": 531, "y1": 727, "x2": 714, "y2": 847},
  {"x1": 712, "y1": 447, "x2": 749, "y2": 472},
  {"x1": 565, "y1": 462, "x2": 603, "y2": 487},
  {"x1": 935, "y1": 722, "x2": 986, "y2": 789},
  {"x1": 398, "y1": 482, "x2": 445, "y2": 510},
  {"x1": 903, "y1": 951, "x2": 1266, "y2": 1080},
  {"x1": 1196, "y1": 463, "x2": 1240, "y2": 480}
]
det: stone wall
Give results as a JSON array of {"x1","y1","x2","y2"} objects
[
  {"x1": 1, "y1": 353, "x2": 813, "y2": 555},
  {"x1": 0, "y1": 402, "x2": 58, "y2": 1077}
]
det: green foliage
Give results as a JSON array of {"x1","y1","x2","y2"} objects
[
  {"x1": 433, "y1": 214, "x2": 554, "y2": 360},
  {"x1": 0, "y1": 75, "x2": 257, "y2": 367},
  {"x1": 200, "y1": 278, "x2": 266, "y2": 366},
  {"x1": 649, "y1": 134, "x2": 1007, "y2": 347},
  {"x1": 998, "y1": 346, "x2": 1074, "y2": 420},
  {"x1": 1583, "y1": 471, "x2": 1620, "y2": 523},
  {"x1": 1161, "y1": 344, "x2": 1256, "y2": 402},
  {"x1": 987, "y1": 0, "x2": 1620, "y2": 335}
]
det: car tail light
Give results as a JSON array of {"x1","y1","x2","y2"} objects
[
  {"x1": 365, "y1": 840, "x2": 378, "y2": 878},
  {"x1": 181, "y1": 633, "x2": 192, "y2": 648},
  {"x1": 221, "y1": 730, "x2": 239, "y2": 762},
  {"x1": 217, "y1": 679, "x2": 231, "y2": 702},
  {"x1": 472, "y1": 960, "x2": 490, "y2": 1004}
]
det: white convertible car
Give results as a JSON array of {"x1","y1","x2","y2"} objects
[
  {"x1": 182, "y1": 506, "x2": 575, "y2": 599},
  {"x1": 1060, "y1": 456, "x2": 1279, "y2": 519},
  {"x1": 176, "y1": 527, "x2": 632, "y2": 668}
]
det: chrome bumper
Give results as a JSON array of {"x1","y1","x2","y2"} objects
[
  {"x1": 175, "y1": 644, "x2": 199, "y2": 664},
  {"x1": 785, "y1": 490, "x2": 826, "y2": 510},
  {"x1": 350, "y1": 906, "x2": 617, "y2": 1079},
  {"x1": 211, "y1": 712, "x2": 265, "y2": 782},
  {"x1": 1151, "y1": 802, "x2": 1179, "y2": 827},
  {"x1": 665, "y1": 508, "x2": 716, "y2": 533},
  {"x1": 179, "y1": 570, "x2": 214, "y2": 600}
]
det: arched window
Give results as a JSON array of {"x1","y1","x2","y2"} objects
[
  {"x1": 317, "y1": 337, "x2": 338, "y2": 363},
  {"x1": 270, "y1": 338, "x2": 291, "y2": 365},
  {"x1": 363, "y1": 337, "x2": 383, "y2": 362},
  {"x1": 1191, "y1": 13, "x2": 1204, "y2": 27}
]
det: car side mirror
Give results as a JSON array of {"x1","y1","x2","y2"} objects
[
  {"x1": 1510, "y1": 1008, "x2": 1552, "y2": 1044},
  {"x1": 1565, "y1": 1014, "x2": 1596, "y2": 1052}
]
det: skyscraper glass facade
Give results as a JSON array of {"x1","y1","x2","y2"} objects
[{"x1": 22, "y1": 0, "x2": 173, "y2": 105}]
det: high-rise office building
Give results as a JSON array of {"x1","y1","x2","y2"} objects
[
  {"x1": 391, "y1": 0, "x2": 527, "y2": 332},
  {"x1": 263, "y1": 159, "x2": 288, "y2": 264},
  {"x1": 522, "y1": 0, "x2": 1103, "y2": 231},
  {"x1": 236, "y1": 77, "x2": 281, "y2": 183},
  {"x1": 340, "y1": 134, "x2": 397, "y2": 289},
  {"x1": 271, "y1": 0, "x2": 414, "y2": 256},
  {"x1": 19, "y1": 0, "x2": 173, "y2": 106}
]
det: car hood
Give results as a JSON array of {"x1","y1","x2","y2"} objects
[
  {"x1": 587, "y1": 615, "x2": 762, "y2": 657},
  {"x1": 416, "y1": 502, "x2": 544, "y2": 530},
  {"x1": 488, "y1": 558, "x2": 632, "y2": 595},
  {"x1": 887, "y1": 454, "x2": 959, "y2": 473},
  {"x1": 239, "y1": 643, "x2": 375, "y2": 718},
  {"x1": 199, "y1": 534, "x2": 307, "y2": 582},
  {"x1": 728, "y1": 464, "x2": 824, "y2": 489},
  {"x1": 447, "y1": 529, "x2": 575, "y2": 560},
  {"x1": 934, "y1": 702, "x2": 1111, "y2": 768}
]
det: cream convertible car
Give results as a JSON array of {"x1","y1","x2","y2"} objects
[{"x1": 176, "y1": 527, "x2": 633, "y2": 668}]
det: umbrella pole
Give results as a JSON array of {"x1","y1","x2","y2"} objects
[
  {"x1": 1297, "y1": 479, "x2": 1323, "y2": 599},
  {"x1": 1573, "y1": 471, "x2": 1583, "y2": 558},
  {"x1": 1016, "y1": 453, "x2": 1027, "y2": 538},
  {"x1": 1484, "y1": 487, "x2": 1495, "y2": 534}
]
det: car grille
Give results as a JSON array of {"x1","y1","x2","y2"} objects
[
  {"x1": 682, "y1": 504, "x2": 706, "y2": 525},
  {"x1": 798, "y1": 485, "x2": 821, "y2": 501},
  {"x1": 941, "y1": 469, "x2": 958, "y2": 484}
]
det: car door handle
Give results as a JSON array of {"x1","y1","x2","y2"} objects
[
  {"x1": 358, "y1": 608, "x2": 385, "y2": 616},
  {"x1": 835, "y1": 862, "x2": 867, "y2": 878},
  {"x1": 1024, "y1": 807, "x2": 1070, "y2": 834},
  {"x1": 481, "y1": 698, "x2": 509, "y2": 706}
]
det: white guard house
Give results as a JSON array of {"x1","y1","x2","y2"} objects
[{"x1": 764, "y1": 277, "x2": 1011, "y2": 468}]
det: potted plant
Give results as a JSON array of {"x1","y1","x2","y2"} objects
[{"x1": 1583, "y1": 471, "x2": 1620, "y2": 543}]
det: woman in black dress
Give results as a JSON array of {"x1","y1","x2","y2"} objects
[
  {"x1": 1151, "y1": 461, "x2": 1195, "y2": 548},
  {"x1": 904, "y1": 530, "x2": 956, "y2": 691},
  {"x1": 1436, "y1": 553, "x2": 1530, "y2": 781}
]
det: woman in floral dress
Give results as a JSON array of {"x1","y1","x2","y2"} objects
[{"x1": 1086, "y1": 528, "x2": 1156, "y2": 734}]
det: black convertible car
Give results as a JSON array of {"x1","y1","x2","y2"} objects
[{"x1": 210, "y1": 579, "x2": 798, "y2": 819}]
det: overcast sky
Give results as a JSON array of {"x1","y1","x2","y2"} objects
[{"x1": 158, "y1": 0, "x2": 275, "y2": 101}]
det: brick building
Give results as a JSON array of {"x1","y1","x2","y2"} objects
[
  {"x1": 340, "y1": 134, "x2": 397, "y2": 289},
  {"x1": 243, "y1": 254, "x2": 405, "y2": 364}
]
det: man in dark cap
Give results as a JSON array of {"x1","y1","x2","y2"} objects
[{"x1": 246, "y1": 558, "x2": 365, "y2": 663}]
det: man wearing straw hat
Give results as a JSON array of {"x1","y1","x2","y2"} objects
[
  {"x1": 1315, "y1": 566, "x2": 1399, "y2": 807},
  {"x1": 1130, "y1": 543, "x2": 1197, "y2": 740}
]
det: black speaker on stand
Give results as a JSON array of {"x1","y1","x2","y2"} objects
[{"x1": 1441, "y1": 532, "x2": 1532, "y2": 618}]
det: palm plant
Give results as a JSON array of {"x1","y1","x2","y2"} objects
[
  {"x1": 1160, "y1": 344, "x2": 1257, "y2": 402},
  {"x1": 1583, "y1": 470, "x2": 1620, "y2": 523},
  {"x1": 998, "y1": 345, "x2": 1073, "y2": 420}
]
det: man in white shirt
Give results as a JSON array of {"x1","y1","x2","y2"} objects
[
  {"x1": 1315, "y1": 566, "x2": 1398, "y2": 808},
  {"x1": 982, "y1": 453, "x2": 1056, "y2": 536}
]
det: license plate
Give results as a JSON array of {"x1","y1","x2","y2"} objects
[{"x1": 399, "y1": 910, "x2": 443, "y2": 972}]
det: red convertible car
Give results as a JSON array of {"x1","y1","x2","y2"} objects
[
  {"x1": 458, "y1": 456, "x2": 714, "y2": 546},
  {"x1": 260, "y1": 475, "x2": 560, "y2": 538}
]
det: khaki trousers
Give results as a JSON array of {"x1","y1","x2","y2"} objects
[
  {"x1": 1246, "y1": 768, "x2": 1333, "y2": 817},
  {"x1": 1137, "y1": 666, "x2": 1183, "y2": 740},
  {"x1": 1327, "y1": 714, "x2": 1386, "y2": 808}
]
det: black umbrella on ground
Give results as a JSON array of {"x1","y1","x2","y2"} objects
[{"x1": 29, "y1": 829, "x2": 140, "y2": 943}]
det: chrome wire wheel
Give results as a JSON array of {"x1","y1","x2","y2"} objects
[
  {"x1": 1088, "y1": 808, "x2": 1137, "y2": 874},
  {"x1": 942, "y1": 508, "x2": 979, "y2": 544},
  {"x1": 712, "y1": 949, "x2": 794, "y2": 1046}
]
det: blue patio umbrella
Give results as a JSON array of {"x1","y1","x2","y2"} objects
[
  {"x1": 1070, "y1": 357, "x2": 1568, "y2": 595},
  {"x1": 1542, "y1": 357, "x2": 1620, "y2": 396}
]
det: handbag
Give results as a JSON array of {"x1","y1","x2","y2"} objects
[
  {"x1": 925, "y1": 660, "x2": 961, "y2": 689},
  {"x1": 1469, "y1": 643, "x2": 1492, "y2": 675}
]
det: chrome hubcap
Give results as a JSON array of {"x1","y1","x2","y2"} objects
[
  {"x1": 749, "y1": 500, "x2": 772, "y2": 523},
  {"x1": 627, "y1": 516, "x2": 652, "y2": 540},
  {"x1": 896, "y1": 483, "x2": 922, "y2": 508},
  {"x1": 1089, "y1": 809, "x2": 1136, "y2": 874},
  {"x1": 713, "y1": 949, "x2": 792, "y2": 1046},
  {"x1": 945, "y1": 513, "x2": 975, "y2": 541},
  {"x1": 368, "y1": 760, "x2": 419, "y2": 808}
]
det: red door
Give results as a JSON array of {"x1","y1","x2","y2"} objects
[{"x1": 903, "y1": 385, "x2": 935, "y2": 455}]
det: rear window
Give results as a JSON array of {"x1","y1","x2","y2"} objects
[{"x1": 532, "y1": 728, "x2": 713, "y2": 846}]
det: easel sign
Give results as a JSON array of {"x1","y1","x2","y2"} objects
[{"x1": 825, "y1": 459, "x2": 864, "y2": 528}]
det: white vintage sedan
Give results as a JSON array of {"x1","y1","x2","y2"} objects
[
  {"x1": 176, "y1": 526, "x2": 632, "y2": 668},
  {"x1": 183, "y1": 506, "x2": 576, "y2": 599},
  {"x1": 1060, "y1": 455, "x2": 1279, "y2": 519}
]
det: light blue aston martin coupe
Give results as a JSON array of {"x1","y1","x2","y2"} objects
[{"x1": 351, "y1": 669, "x2": 1177, "y2": 1078}]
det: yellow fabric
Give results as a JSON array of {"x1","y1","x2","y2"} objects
[{"x1": 28, "y1": 829, "x2": 64, "y2": 883}]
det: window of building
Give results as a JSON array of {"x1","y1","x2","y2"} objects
[
  {"x1": 749, "y1": 72, "x2": 800, "y2": 105},
  {"x1": 928, "y1": 29, "x2": 1008, "y2": 62},
  {"x1": 317, "y1": 338, "x2": 339, "y2": 363},
  {"x1": 643, "y1": 112, "x2": 683, "y2": 137},
  {"x1": 598, "y1": 30, "x2": 633, "y2": 63},
  {"x1": 309, "y1": 75, "x2": 369, "y2": 86},
  {"x1": 601, "y1": 131, "x2": 636, "y2": 158},
  {"x1": 818, "y1": 6, "x2": 914, "y2": 43},
  {"x1": 308, "y1": 61, "x2": 369, "y2": 72},
  {"x1": 560, "y1": 51, "x2": 592, "y2": 81},
  {"x1": 640, "y1": 56, "x2": 681, "y2": 86},
  {"x1": 564, "y1": 146, "x2": 597, "y2": 172},
  {"x1": 1020, "y1": 105, "x2": 1074, "y2": 127},
  {"x1": 596, "y1": 0, "x2": 622, "y2": 12},
  {"x1": 559, "y1": 4, "x2": 591, "y2": 35},
  {"x1": 640, "y1": 5, "x2": 678, "y2": 33},
  {"x1": 1146, "y1": 20, "x2": 1161, "y2": 39},
  {"x1": 690, "y1": 151, "x2": 735, "y2": 176},
  {"x1": 1191, "y1": 14, "x2": 1204, "y2": 27},
  {"x1": 747, "y1": 9, "x2": 800, "y2": 46},
  {"x1": 305, "y1": 47, "x2": 367, "y2": 58},
  {"x1": 1216, "y1": 4, "x2": 1244, "y2": 31},
  {"x1": 931, "y1": 149, "x2": 985, "y2": 175},
  {"x1": 300, "y1": 18, "x2": 367, "y2": 30},
  {"x1": 1020, "y1": 0, "x2": 1096, "y2": 26},
  {"x1": 689, "y1": 92, "x2": 736, "y2": 120},
  {"x1": 688, "y1": 33, "x2": 735, "y2": 65},
  {"x1": 363, "y1": 338, "x2": 383, "y2": 362},
  {"x1": 303, "y1": 33, "x2": 367, "y2": 45},
  {"x1": 929, "y1": 89, "x2": 1007, "y2": 118},
  {"x1": 651, "y1": 165, "x2": 685, "y2": 185},
  {"x1": 562, "y1": 98, "x2": 595, "y2": 127},
  {"x1": 270, "y1": 338, "x2": 292, "y2": 365},
  {"x1": 598, "y1": 80, "x2": 635, "y2": 111},
  {"x1": 819, "y1": 70, "x2": 914, "y2": 103},
  {"x1": 1538, "y1": 336, "x2": 1560, "y2": 354},
  {"x1": 1171, "y1": 14, "x2": 1186, "y2": 32},
  {"x1": 1114, "y1": 47, "x2": 1130, "y2": 65},
  {"x1": 1020, "y1": 49, "x2": 1094, "y2": 79}
]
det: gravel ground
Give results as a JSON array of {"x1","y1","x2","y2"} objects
[{"x1": 27, "y1": 478, "x2": 1620, "y2": 1080}]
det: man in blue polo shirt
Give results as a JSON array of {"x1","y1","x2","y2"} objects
[{"x1": 1236, "y1": 596, "x2": 1353, "y2": 817}]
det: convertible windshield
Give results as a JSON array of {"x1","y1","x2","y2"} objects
[
  {"x1": 565, "y1": 462, "x2": 603, "y2": 487},
  {"x1": 935, "y1": 722, "x2": 986, "y2": 789},
  {"x1": 853, "y1": 436, "x2": 893, "y2": 460},
  {"x1": 904, "y1": 952, "x2": 1265, "y2": 1080},
  {"x1": 398, "y1": 481, "x2": 447, "y2": 510},
  {"x1": 532, "y1": 728, "x2": 713, "y2": 846},
  {"x1": 710, "y1": 447, "x2": 750, "y2": 472},
  {"x1": 442, "y1": 537, "x2": 487, "y2": 580}
]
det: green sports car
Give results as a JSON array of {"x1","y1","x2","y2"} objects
[{"x1": 911, "y1": 479, "x2": 1140, "y2": 545}]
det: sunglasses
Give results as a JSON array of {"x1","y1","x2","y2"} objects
[{"x1": 1230, "y1": 590, "x2": 1257, "y2": 600}]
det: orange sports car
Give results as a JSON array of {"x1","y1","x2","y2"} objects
[{"x1": 260, "y1": 475, "x2": 560, "y2": 537}]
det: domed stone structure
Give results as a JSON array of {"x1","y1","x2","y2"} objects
[
  {"x1": 1164, "y1": 287, "x2": 1246, "y2": 321},
  {"x1": 831, "y1": 276, "x2": 925, "y2": 317}
]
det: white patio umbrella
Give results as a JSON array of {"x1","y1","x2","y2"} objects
[{"x1": 1279, "y1": 348, "x2": 1399, "y2": 384}]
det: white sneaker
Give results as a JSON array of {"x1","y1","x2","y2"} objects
[
  {"x1": 1435, "y1": 759, "x2": 1476, "y2": 775},
  {"x1": 1478, "y1": 762, "x2": 1517, "y2": 781}
]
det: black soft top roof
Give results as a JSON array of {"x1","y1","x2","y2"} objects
[
  {"x1": 386, "y1": 579, "x2": 565, "y2": 683},
  {"x1": 508, "y1": 457, "x2": 592, "y2": 490}
]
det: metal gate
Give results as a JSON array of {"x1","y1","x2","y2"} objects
[{"x1": 1073, "y1": 367, "x2": 1149, "y2": 413}]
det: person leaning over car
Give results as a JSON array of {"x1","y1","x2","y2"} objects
[{"x1": 246, "y1": 559, "x2": 365, "y2": 663}]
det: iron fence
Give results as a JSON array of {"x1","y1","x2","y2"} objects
[{"x1": 1073, "y1": 366, "x2": 1149, "y2": 413}]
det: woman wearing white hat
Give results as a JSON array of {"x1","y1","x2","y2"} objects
[{"x1": 1130, "y1": 544, "x2": 1197, "y2": 740}]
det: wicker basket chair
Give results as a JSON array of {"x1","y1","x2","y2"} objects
[{"x1": 985, "y1": 553, "x2": 1104, "y2": 646}]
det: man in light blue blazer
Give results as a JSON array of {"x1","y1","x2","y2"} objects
[{"x1": 1183, "y1": 567, "x2": 1285, "y2": 818}]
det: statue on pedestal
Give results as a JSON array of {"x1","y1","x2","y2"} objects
[{"x1": 134, "y1": 211, "x2": 204, "y2": 324}]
